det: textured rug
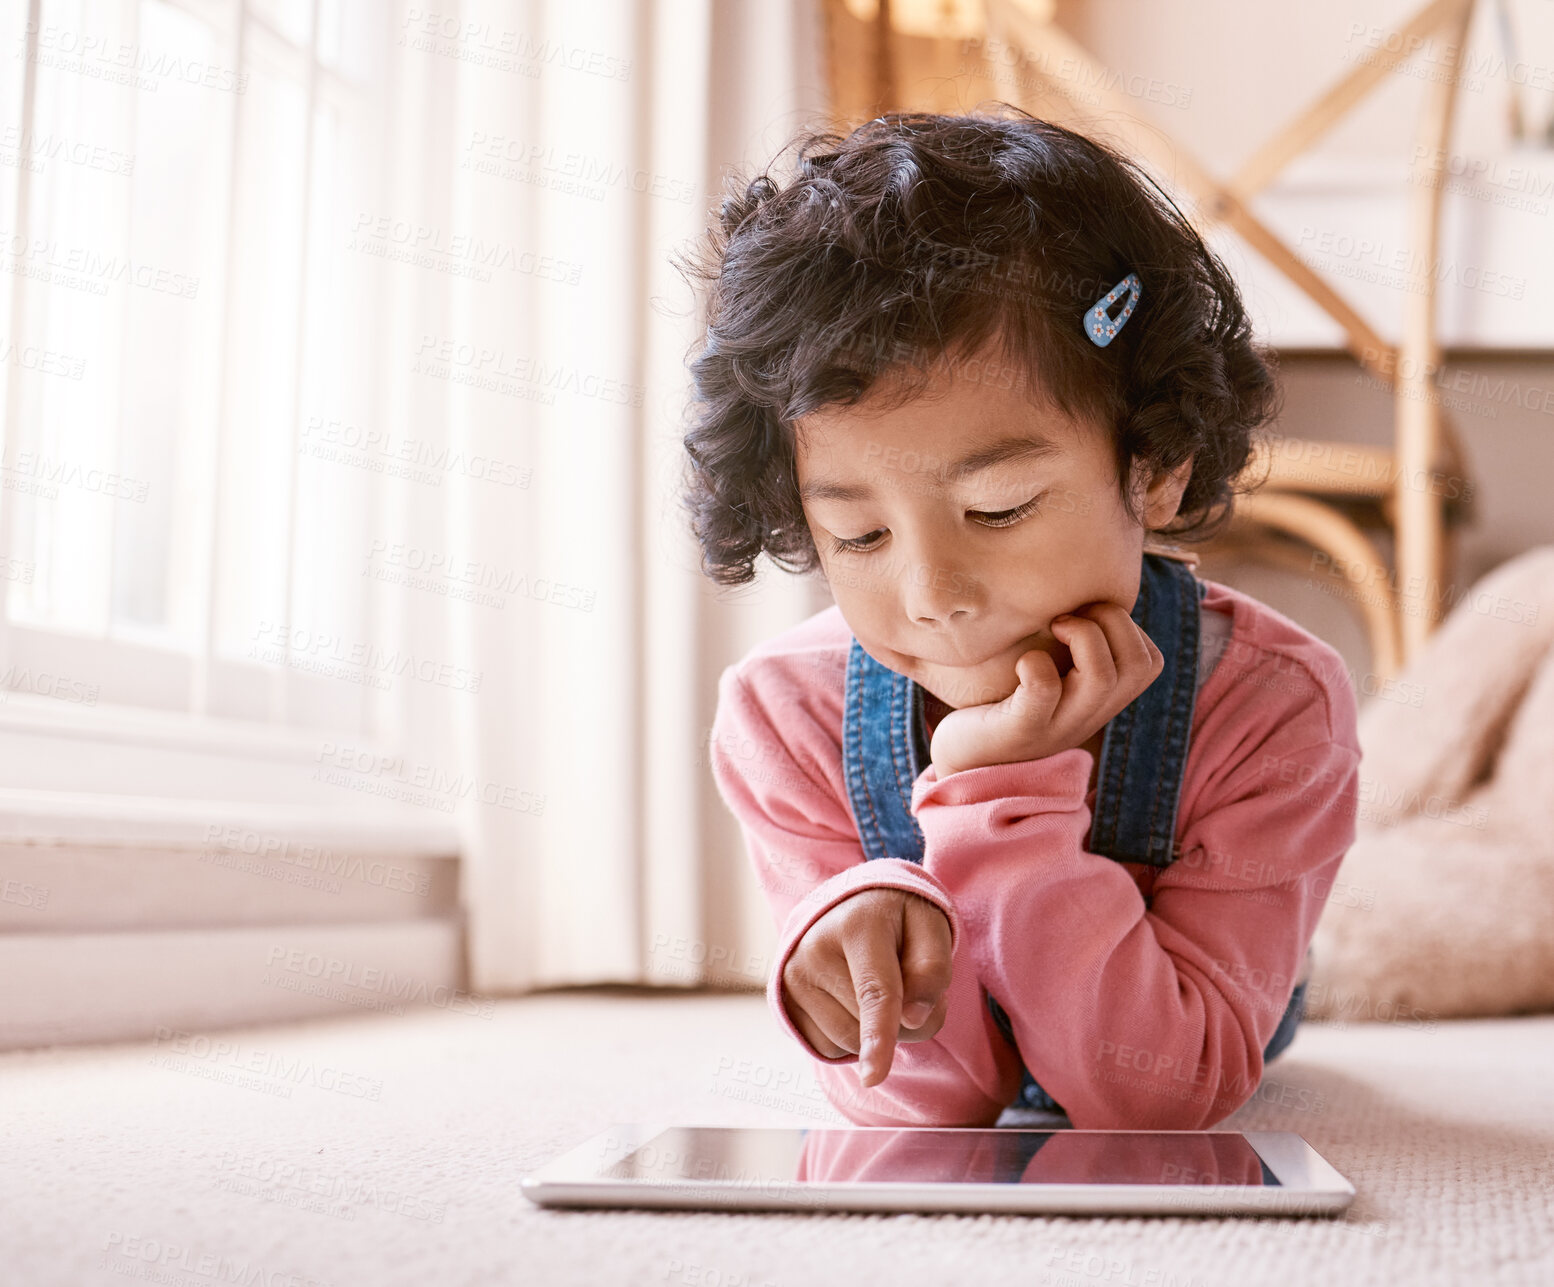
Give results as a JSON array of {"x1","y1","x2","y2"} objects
[{"x1": 5, "y1": 989, "x2": 1551, "y2": 1287}]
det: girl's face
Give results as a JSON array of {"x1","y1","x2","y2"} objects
[{"x1": 793, "y1": 345, "x2": 1192, "y2": 710}]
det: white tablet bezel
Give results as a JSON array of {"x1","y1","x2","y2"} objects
[{"x1": 519, "y1": 1123, "x2": 1356, "y2": 1217}]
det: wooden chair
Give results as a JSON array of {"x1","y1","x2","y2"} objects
[{"x1": 820, "y1": 0, "x2": 1481, "y2": 678}]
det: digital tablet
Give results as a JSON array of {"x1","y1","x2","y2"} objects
[{"x1": 520, "y1": 1123, "x2": 1355, "y2": 1217}]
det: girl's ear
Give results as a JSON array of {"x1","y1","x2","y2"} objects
[{"x1": 1139, "y1": 457, "x2": 1193, "y2": 528}]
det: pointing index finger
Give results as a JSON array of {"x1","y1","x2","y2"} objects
[{"x1": 841, "y1": 923, "x2": 904, "y2": 1088}]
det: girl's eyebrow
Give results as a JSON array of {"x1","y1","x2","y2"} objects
[{"x1": 799, "y1": 433, "x2": 1063, "y2": 503}]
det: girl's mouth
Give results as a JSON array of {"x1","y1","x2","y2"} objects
[
  {"x1": 913, "y1": 624, "x2": 1075, "y2": 674},
  {"x1": 903, "y1": 631, "x2": 1077, "y2": 708},
  {"x1": 909, "y1": 625, "x2": 1052, "y2": 672}
]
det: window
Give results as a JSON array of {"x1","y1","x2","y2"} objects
[{"x1": 0, "y1": 0, "x2": 388, "y2": 738}]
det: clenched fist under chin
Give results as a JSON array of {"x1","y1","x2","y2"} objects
[{"x1": 928, "y1": 600, "x2": 1163, "y2": 778}]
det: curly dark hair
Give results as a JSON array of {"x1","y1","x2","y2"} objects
[{"x1": 672, "y1": 106, "x2": 1279, "y2": 587}]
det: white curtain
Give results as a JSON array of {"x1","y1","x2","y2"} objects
[{"x1": 371, "y1": 0, "x2": 834, "y2": 993}]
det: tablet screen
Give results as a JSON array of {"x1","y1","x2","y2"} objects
[{"x1": 601, "y1": 1127, "x2": 1279, "y2": 1188}]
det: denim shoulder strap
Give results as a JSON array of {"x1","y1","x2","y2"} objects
[
  {"x1": 841, "y1": 635, "x2": 931, "y2": 864},
  {"x1": 1087, "y1": 551, "x2": 1207, "y2": 867}
]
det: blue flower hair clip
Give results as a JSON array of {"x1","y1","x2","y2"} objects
[{"x1": 1084, "y1": 272, "x2": 1142, "y2": 347}]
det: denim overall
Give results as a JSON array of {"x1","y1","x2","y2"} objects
[{"x1": 840, "y1": 551, "x2": 1306, "y2": 1115}]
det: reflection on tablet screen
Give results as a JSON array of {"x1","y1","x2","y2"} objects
[{"x1": 601, "y1": 1128, "x2": 1278, "y2": 1187}]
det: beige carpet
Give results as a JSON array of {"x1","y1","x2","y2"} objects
[{"x1": 5, "y1": 989, "x2": 1552, "y2": 1287}]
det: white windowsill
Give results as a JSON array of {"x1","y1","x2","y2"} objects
[
  {"x1": 0, "y1": 692, "x2": 460, "y2": 851},
  {"x1": 0, "y1": 689, "x2": 338, "y2": 762},
  {"x1": 0, "y1": 787, "x2": 461, "y2": 853}
]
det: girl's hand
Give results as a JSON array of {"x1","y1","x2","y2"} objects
[
  {"x1": 928, "y1": 601, "x2": 1163, "y2": 777},
  {"x1": 779, "y1": 887, "x2": 953, "y2": 1087}
]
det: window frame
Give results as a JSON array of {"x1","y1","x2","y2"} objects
[{"x1": 0, "y1": 0, "x2": 400, "y2": 789}]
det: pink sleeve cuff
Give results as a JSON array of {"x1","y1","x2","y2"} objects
[
  {"x1": 910, "y1": 746, "x2": 1093, "y2": 813},
  {"x1": 766, "y1": 857, "x2": 961, "y2": 1063}
]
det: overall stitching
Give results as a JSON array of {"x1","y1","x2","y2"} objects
[
  {"x1": 1102, "y1": 566, "x2": 1148, "y2": 854},
  {"x1": 889, "y1": 675, "x2": 911, "y2": 810},
  {"x1": 889, "y1": 676, "x2": 900, "y2": 782},
  {"x1": 1143, "y1": 566, "x2": 1194, "y2": 864},
  {"x1": 1094, "y1": 564, "x2": 1156, "y2": 855},
  {"x1": 844, "y1": 643, "x2": 886, "y2": 861},
  {"x1": 1140, "y1": 568, "x2": 1174, "y2": 855},
  {"x1": 888, "y1": 672, "x2": 925, "y2": 860},
  {"x1": 1151, "y1": 572, "x2": 1205, "y2": 863},
  {"x1": 899, "y1": 679, "x2": 928, "y2": 854}
]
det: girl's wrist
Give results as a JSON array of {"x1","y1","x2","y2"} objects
[
  {"x1": 933, "y1": 738, "x2": 1089, "y2": 779},
  {"x1": 932, "y1": 752, "x2": 1006, "y2": 778}
]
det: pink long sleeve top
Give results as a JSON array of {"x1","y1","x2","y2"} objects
[{"x1": 708, "y1": 576, "x2": 1362, "y2": 1130}]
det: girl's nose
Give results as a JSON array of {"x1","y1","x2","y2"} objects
[{"x1": 901, "y1": 556, "x2": 978, "y2": 627}]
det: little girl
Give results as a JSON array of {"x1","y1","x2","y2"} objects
[{"x1": 679, "y1": 108, "x2": 1361, "y2": 1130}]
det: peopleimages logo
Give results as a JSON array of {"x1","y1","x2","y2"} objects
[
  {"x1": 300, "y1": 414, "x2": 532, "y2": 489},
  {"x1": 148, "y1": 1026, "x2": 384, "y2": 1100},
  {"x1": 0, "y1": 230, "x2": 200, "y2": 298},
  {"x1": 250, "y1": 620, "x2": 485, "y2": 694},
  {"x1": 263, "y1": 946, "x2": 496, "y2": 1018},
  {"x1": 22, "y1": 20, "x2": 249, "y2": 93},
  {"x1": 0, "y1": 447, "x2": 150, "y2": 501},
  {"x1": 362, "y1": 540, "x2": 597, "y2": 614},
  {"x1": 99, "y1": 1232, "x2": 330, "y2": 1286},
  {"x1": 201, "y1": 825, "x2": 433, "y2": 896}
]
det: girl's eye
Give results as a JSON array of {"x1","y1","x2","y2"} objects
[
  {"x1": 828, "y1": 529, "x2": 885, "y2": 555},
  {"x1": 826, "y1": 494, "x2": 1044, "y2": 555},
  {"x1": 968, "y1": 494, "x2": 1044, "y2": 528}
]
